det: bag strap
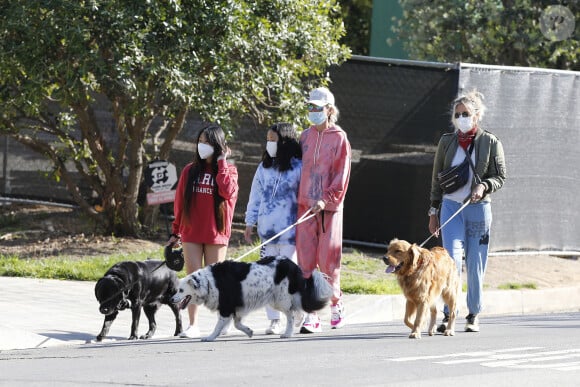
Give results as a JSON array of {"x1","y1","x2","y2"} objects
[{"x1": 462, "y1": 141, "x2": 482, "y2": 184}]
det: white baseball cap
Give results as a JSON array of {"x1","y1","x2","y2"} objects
[{"x1": 307, "y1": 87, "x2": 335, "y2": 107}]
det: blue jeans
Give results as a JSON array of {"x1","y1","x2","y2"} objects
[{"x1": 441, "y1": 199, "x2": 492, "y2": 316}]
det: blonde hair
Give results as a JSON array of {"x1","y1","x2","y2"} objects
[
  {"x1": 451, "y1": 90, "x2": 486, "y2": 125},
  {"x1": 328, "y1": 104, "x2": 340, "y2": 124}
]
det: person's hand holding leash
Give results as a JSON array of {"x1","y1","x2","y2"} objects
[
  {"x1": 471, "y1": 183, "x2": 486, "y2": 202},
  {"x1": 311, "y1": 200, "x2": 326, "y2": 214},
  {"x1": 167, "y1": 233, "x2": 180, "y2": 247},
  {"x1": 428, "y1": 216, "x2": 440, "y2": 237}
]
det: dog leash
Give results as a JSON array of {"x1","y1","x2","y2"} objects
[
  {"x1": 232, "y1": 209, "x2": 316, "y2": 262},
  {"x1": 99, "y1": 207, "x2": 314, "y2": 305},
  {"x1": 419, "y1": 197, "x2": 471, "y2": 248}
]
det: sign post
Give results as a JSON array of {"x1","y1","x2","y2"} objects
[{"x1": 145, "y1": 160, "x2": 178, "y2": 235}]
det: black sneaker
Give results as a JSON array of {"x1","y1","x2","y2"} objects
[
  {"x1": 436, "y1": 313, "x2": 449, "y2": 333},
  {"x1": 465, "y1": 313, "x2": 479, "y2": 332}
]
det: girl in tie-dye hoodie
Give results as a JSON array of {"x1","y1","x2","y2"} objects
[{"x1": 244, "y1": 122, "x2": 302, "y2": 335}]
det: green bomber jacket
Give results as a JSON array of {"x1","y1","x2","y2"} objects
[{"x1": 430, "y1": 129, "x2": 507, "y2": 209}]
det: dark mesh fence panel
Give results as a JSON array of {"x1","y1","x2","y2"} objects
[
  {"x1": 459, "y1": 65, "x2": 580, "y2": 251},
  {"x1": 329, "y1": 57, "x2": 459, "y2": 246},
  {"x1": 329, "y1": 57, "x2": 459, "y2": 150}
]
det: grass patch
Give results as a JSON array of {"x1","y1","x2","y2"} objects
[
  {"x1": 497, "y1": 282, "x2": 537, "y2": 290},
  {"x1": 341, "y1": 251, "x2": 401, "y2": 294},
  {"x1": 341, "y1": 271, "x2": 400, "y2": 294},
  {"x1": 0, "y1": 247, "x2": 402, "y2": 295},
  {"x1": 0, "y1": 250, "x2": 160, "y2": 281}
]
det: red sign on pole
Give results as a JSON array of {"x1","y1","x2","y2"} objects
[{"x1": 146, "y1": 190, "x2": 176, "y2": 206}]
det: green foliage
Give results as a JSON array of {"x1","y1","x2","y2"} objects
[
  {"x1": 394, "y1": 0, "x2": 578, "y2": 70},
  {"x1": 338, "y1": 0, "x2": 373, "y2": 55},
  {"x1": 0, "y1": 1, "x2": 350, "y2": 236}
]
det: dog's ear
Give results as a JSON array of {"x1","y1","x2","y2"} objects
[
  {"x1": 410, "y1": 244, "x2": 430, "y2": 270},
  {"x1": 409, "y1": 244, "x2": 422, "y2": 271},
  {"x1": 112, "y1": 277, "x2": 128, "y2": 295},
  {"x1": 187, "y1": 274, "x2": 200, "y2": 289},
  {"x1": 94, "y1": 278, "x2": 104, "y2": 298}
]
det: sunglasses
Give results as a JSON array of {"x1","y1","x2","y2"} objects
[
  {"x1": 307, "y1": 103, "x2": 325, "y2": 112},
  {"x1": 454, "y1": 111, "x2": 470, "y2": 118}
]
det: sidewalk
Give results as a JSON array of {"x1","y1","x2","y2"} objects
[{"x1": 1, "y1": 276, "x2": 580, "y2": 351}]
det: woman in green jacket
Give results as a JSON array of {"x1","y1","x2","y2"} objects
[{"x1": 428, "y1": 90, "x2": 507, "y2": 333}]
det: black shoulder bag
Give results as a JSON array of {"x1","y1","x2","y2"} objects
[{"x1": 437, "y1": 142, "x2": 477, "y2": 194}]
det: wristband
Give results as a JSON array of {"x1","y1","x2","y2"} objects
[{"x1": 428, "y1": 207, "x2": 439, "y2": 217}]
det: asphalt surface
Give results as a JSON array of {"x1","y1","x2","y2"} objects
[{"x1": 1, "y1": 276, "x2": 580, "y2": 351}]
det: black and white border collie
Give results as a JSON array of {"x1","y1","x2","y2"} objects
[{"x1": 171, "y1": 256, "x2": 333, "y2": 341}]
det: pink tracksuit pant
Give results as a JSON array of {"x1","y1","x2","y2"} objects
[{"x1": 295, "y1": 204, "x2": 343, "y2": 305}]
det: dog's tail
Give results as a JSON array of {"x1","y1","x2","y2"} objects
[
  {"x1": 299, "y1": 271, "x2": 334, "y2": 313},
  {"x1": 272, "y1": 257, "x2": 333, "y2": 313}
]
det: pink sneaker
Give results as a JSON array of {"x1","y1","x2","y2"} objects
[
  {"x1": 330, "y1": 301, "x2": 345, "y2": 329},
  {"x1": 300, "y1": 313, "x2": 321, "y2": 333}
]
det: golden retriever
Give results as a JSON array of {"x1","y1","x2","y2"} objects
[{"x1": 382, "y1": 238, "x2": 459, "y2": 339}]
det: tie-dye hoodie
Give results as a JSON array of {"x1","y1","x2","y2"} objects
[
  {"x1": 298, "y1": 125, "x2": 351, "y2": 211},
  {"x1": 245, "y1": 157, "x2": 302, "y2": 244}
]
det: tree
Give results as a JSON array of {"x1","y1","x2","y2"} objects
[
  {"x1": 393, "y1": 0, "x2": 578, "y2": 70},
  {"x1": 0, "y1": 0, "x2": 350, "y2": 236},
  {"x1": 339, "y1": 0, "x2": 373, "y2": 55}
]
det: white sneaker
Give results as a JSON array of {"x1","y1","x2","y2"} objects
[
  {"x1": 465, "y1": 314, "x2": 480, "y2": 332},
  {"x1": 300, "y1": 313, "x2": 322, "y2": 334},
  {"x1": 179, "y1": 325, "x2": 200, "y2": 339},
  {"x1": 330, "y1": 301, "x2": 345, "y2": 329},
  {"x1": 265, "y1": 319, "x2": 282, "y2": 335}
]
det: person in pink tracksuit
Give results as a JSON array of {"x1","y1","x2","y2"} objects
[{"x1": 296, "y1": 87, "x2": 351, "y2": 333}]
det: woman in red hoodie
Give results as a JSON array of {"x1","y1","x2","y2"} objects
[
  {"x1": 168, "y1": 124, "x2": 238, "y2": 339},
  {"x1": 296, "y1": 87, "x2": 351, "y2": 334}
]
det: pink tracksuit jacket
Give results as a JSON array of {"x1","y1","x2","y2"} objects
[{"x1": 296, "y1": 125, "x2": 351, "y2": 304}]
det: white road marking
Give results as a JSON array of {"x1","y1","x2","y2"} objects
[
  {"x1": 482, "y1": 349, "x2": 580, "y2": 367},
  {"x1": 389, "y1": 347, "x2": 541, "y2": 362},
  {"x1": 389, "y1": 351, "x2": 493, "y2": 362},
  {"x1": 511, "y1": 361, "x2": 580, "y2": 370},
  {"x1": 388, "y1": 347, "x2": 580, "y2": 372}
]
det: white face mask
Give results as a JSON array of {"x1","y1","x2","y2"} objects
[
  {"x1": 308, "y1": 111, "x2": 327, "y2": 125},
  {"x1": 266, "y1": 141, "x2": 277, "y2": 158},
  {"x1": 197, "y1": 143, "x2": 214, "y2": 159},
  {"x1": 456, "y1": 116, "x2": 473, "y2": 133}
]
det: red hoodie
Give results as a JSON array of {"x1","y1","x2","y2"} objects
[{"x1": 172, "y1": 159, "x2": 238, "y2": 245}]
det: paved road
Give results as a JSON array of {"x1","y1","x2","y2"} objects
[
  {"x1": 1, "y1": 276, "x2": 580, "y2": 352},
  {"x1": 1, "y1": 313, "x2": 579, "y2": 386}
]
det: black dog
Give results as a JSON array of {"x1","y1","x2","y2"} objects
[{"x1": 94, "y1": 260, "x2": 182, "y2": 341}]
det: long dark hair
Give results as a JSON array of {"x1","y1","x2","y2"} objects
[
  {"x1": 182, "y1": 124, "x2": 228, "y2": 232},
  {"x1": 262, "y1": 123, "x2": 301, "y2": 172}
]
